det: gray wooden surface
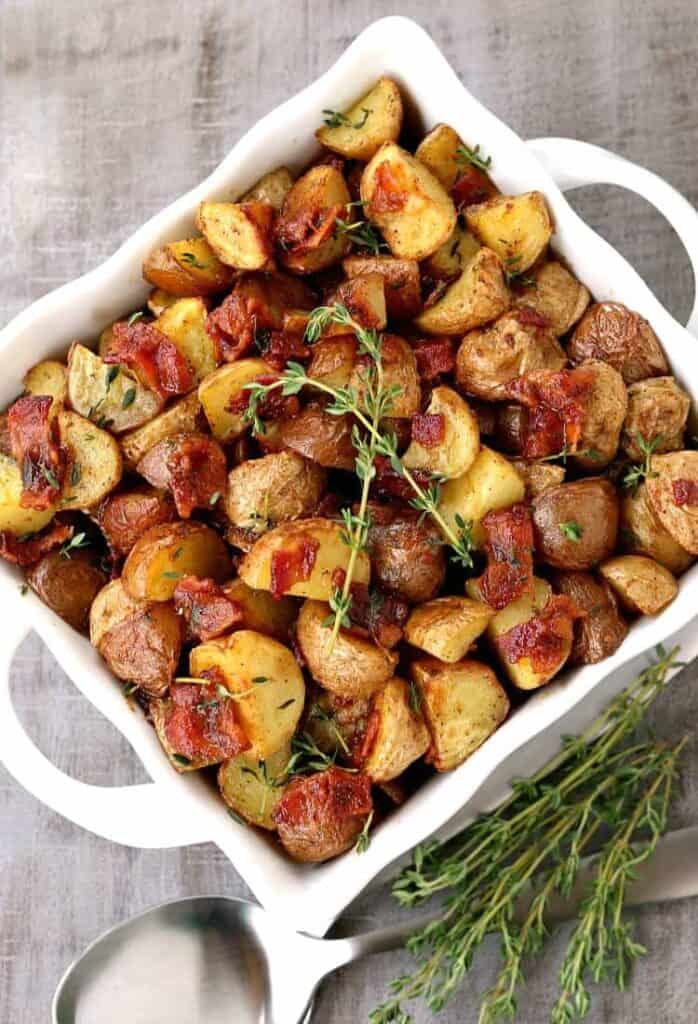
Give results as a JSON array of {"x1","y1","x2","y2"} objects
[{"x1": 1, "y1": 1, "x2": 697, "y2": 1021}]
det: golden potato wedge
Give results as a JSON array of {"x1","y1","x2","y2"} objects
[
  {"x1": 513, "y1": 261, "x2": 590, "y2": 336},
  {"x1": 221, "y1": 578, "x2": 297, "y2": 641},
  {"x1": 411, "y1": 657, "x2": 510, "y2": 772},
  {"x1": 403, "y1": 386, "x2": 480, "y2": 479},
  {"x1": 621, "y1": 377, "x2": 690, "y2": 460},
  {"x1": 405, "y1": 596, "x2": 493, "y2": 662},
  {"x1": 645, "y1": 451, "x2": 698, "y2": 555},
  {"x1": 465, "y1": 191, "x2": 553, "y2": 272},
  {"x1": 154, "y1": 298, "x2": 218, "y2": 384},
  {"x1": 599, "y1": 554, "x2": 678, "y2": 615},
  {"x1": 89, "y1": 578, "x2": 145, "y2": 648},
  {"x1": 510, "y1": 459, "x2": 566, "y2": 500},
  {"x1": 196, "y1": 200, "x2": 274, "y2": 271},
  {"x1": 119, "y1": 391, "x2": 203, "y2": 469},
  {"x1": 361, "y1": 677, "x2": 430, "y2": 782},
  {"x1": 421, "y1": 222, "x2": 481, "y2": 282},
  {"x1": 218, "y1": 744, "x2": 291, "y2": 829},
  {"x1": 142, "y1": 236, "x2": 235, "y2": 297},
  {"x1": 225, "y1": 451, "x2": 326, "y2": 535},
  {"x1": 316, "y1": 77, "x2": 403, "y2": 160},
  {"x1": 67, "y1": 344, "x2": 163, "y2": 433},
  {"x1": 241, "y1": 167, "x2": 294, "y2": 210},
  {"x1": 22, "y1": 360, "x2": 67, "y2": 412},
  {"x1": 277, "y1": 165, "x2": 351, "y2": 274},
  {"x1": 0, "y1": 453, "x2": 55, "y2": 535},
  {"x1": 349, "y1": 334, "x2": 420, "y2": 419},
  {"x1": 361, "y1": 142, "x2": 457, "y2": 260},
  {"x1": 122, "y1": 521, "x2": 232, "y2": 601},
  {"x1": 198, "y1": 358, "x2": 272, "y2": 442},
  {"x1": 190, "y1": 630, "x2": 305, "y2": 758},
  {"x1": 415, "y1": 247, "x2": 510, "y2": 336},
  {"x1": 304, "y1": 690, "x2": 372, "y2": 757},
  {"x1": 342, "y1": 255, "x2": 421, "y2": 320},
  {"x1": 147, "y1": 288, "x2": 179, "y2": 317},
  {"x1": 296, "y1": 599, "x2": 397, "y2": 699},
  {"x1": 438, "y1": 446, "x2": 525, "y2": 545},
  {"x1": 574, "y1": 360, "x2": 628, "y2": 471},
  {"x1": 414, "y1": 123, "x2": 464, "y2": 190},
  {"x1": 58, "y1": 411, "x2": 122, "y2": 510},
  {"x1": 326, "y1": 272, "x2": 387, "y2": 333},
  {"x1": 620, "y1": 483, "x2": 693, "y2": 575}
]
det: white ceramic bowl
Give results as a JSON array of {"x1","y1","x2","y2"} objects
[{"x1": 2, "y1": 16, "x2": 698, "y2": 937}]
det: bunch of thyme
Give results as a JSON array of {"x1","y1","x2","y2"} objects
[{"x1": 370, "y1": 644, "x2": 687, "y2": 1024}]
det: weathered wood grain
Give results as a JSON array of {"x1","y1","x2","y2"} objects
[{"x1": 1, "y1": 1, "x2": 697, "y2": 1021}]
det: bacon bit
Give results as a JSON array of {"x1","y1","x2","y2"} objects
[
  {"x1": 330, "y1": 570, "x2": 408, "y2": 649},
  {"x1": 480, "y1": 504, "x2": 535, "y2": 610},
  {"x1": 228, "y1": 373, "x2": 300, "y2": 423},
  {"x1": 258, "y1": 330, "x2": 310, "y2": 371},
  {"x1": 0, "y1": 521, "x2": 72, "y2": 566},
  {"x1": 513, "y1": 304, "x2": 549, "y2": 329},
  {"x1": 106, "y1": 320, "x2": 193, "y2": 397},
  {"x1": 276, "y1": 204, "x2": 344, "y2": 256},
  {"x1": 269, "y1": 533, "x2": 319, "y2": 599},
  {"x1": 354, "y1": 707, "x2": 381, "y2": 767},
  {"x1": 8, "y1": 395, "x2": 66, "y2": 510},
  {"x1": 497, "y1": 593, "x2": 585, "y2": 674},
  {"x1": 451, "y1": 164, "x2": 498, "y2": 208},
  {"x1": 507, "y1": 367, "x2": 594, "y2": 459},
  {"x1": 411, "y1": 413, "x2": 445, "y2": 448},
  {"x1": 672, "y1": 478, "x2": 698, "y2": 506},
  {"x1": 165, "y1": 434, "x2": 227, "y2": 518},
  {"x1": 369, "y1": 162, "x2": 409, "y2": 214},
  {"x1": 372, "y1": 456, "x2": 432, "y2": 502},
  {"x1": 164, "y1": 669, "x2": 250, "y2": 764},
  {"x1": 273, "y1": 765, "x2": 372, "y2": 829},
  {"x1": 412, "y1": 337, "x2": 455, "y2": 380},
  {"x1": 173, "y1": 577, "x2": 244, "y2": 642}
]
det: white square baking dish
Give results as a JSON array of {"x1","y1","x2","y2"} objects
[{"x1": 2, "y1": 16, "x2": 698, "y2": 937}]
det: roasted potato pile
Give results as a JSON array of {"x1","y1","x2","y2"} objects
[{"x1": 3, "y1": 77, "x2": 693, "y2": 864}]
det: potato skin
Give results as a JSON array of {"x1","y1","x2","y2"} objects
[
  {"x1": 360, "y1": 677, "x2": 430, "y2": 782},
  {"x1": 599, "y1": 555, "x2": 678, "y2": 615},
  {"x1": 368, "y1": 511, "x2": 446, "y2": 604},
  {"x1": 551, "y1": 570, "x2": 627, "y2": 664},
  {"x1": 574, "y1": 359, "x2": 627, "y2": 470},
  {"x1": 404, "y1": 596, "x2": 493, "y2": 662},
  {"x1": 621, "y1": 376, "x2": 690, "y2": 460},
  {"x1": 510, "y1": 459, "x2": 565, "y2": 500},
  {"x1": 225, "y1": 451, "x2": 326, "y2": 535},
  {"x1": 402, "y1": 386, "x2": 480, "y2": 480},
  {"x1": 532, "y1": 478, "x2": 619, "y2": 569},
  {"x1": 342, "y1": 255, "x2": 421, "y2": 320},
  {"x1": 645, "y1": 451, "x2": 698, "y2": 554},
  {"x1": 98, "y1": 487, "x2": 177, "y2": 557},
  {"x1": 279, "y1": 404, "x2": 356, "y2": 471},
  {"x1": 120, "y1": 391, "x2": 204, "y2": 470},
  {"x1": 620, "y1": 483, "x2": 693, "y2": 574},
  {"x1": 142, "y1": 236, "x2": 235, "y2": 296},
  {"x1": 350, "y1": 334, "x2": 420, "y2": 419},
  {"x1": 122, "y1": 521, "x2": 232, "y2": 601},
  {"x1": 414, "y1": 247, "x2": 510, "y2": 336},
  {"x1": 569, "y1": 302, "x2": 668, "y2": 383},
  {"x1": 99, "y1": 601, "x2": 182, "y2": 697},
  {"x1": 513, "y1": 261, "x2": 590, "y2": 336},
  {"x1": 27, "y1": 550, "x2": 108, "y2": 632}
]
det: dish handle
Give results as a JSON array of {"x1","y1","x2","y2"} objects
[
  {"x1": 0, "y1": 605, "x2": 210, "y2": 849},
  {"x1": 526, "y1": 137, "x2": 698, "y2": 339}
]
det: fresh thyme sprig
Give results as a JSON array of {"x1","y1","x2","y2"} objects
[
  {"x1": 370, "y1": 645, "x2": 686, "y2": 1024},
  {"x1": 322, "y1": 107, "x2": 371, "y2": 130},
  {"x1": 335, "y1": 217, "x2": 386, "y2": 255},
  {"x1": 622, "y1": 433, "x2": 663, "y2": 491},
  {"x1": 456, "y1": 142, "x2": 492, "y2": 172}
]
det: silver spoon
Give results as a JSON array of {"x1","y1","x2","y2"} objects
[{"x1": 52, "y1": 826, "x2": 698, "y2": 1024}]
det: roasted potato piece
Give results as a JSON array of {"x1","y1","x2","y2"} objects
[
  {"x1": 304, "y1": 690, "x2": 372, "y2": 757},
  {"x1": 218, "y1": 744, "x2": 291, "y2": 829},
  {"x1": 150, "y1": 680, "x2": 250, "y2": 772},
  {"x1": 571, "y1": 359, "x2": 628, "y2": 470},
  {"x1": 241, "y1": 167, "x2": 294, "y2": 210},
  {"x1": 349, "y1": 334, "x2": 420, "y2": 419},
  {"x1": 23, "y1": 360, "x2": 67, "y2": 412},
  {"x1": 316, "y1": 77, "x2": 403, "y2": 160},
  {"x1": 411, "y1": 657, "x2": 510, "y2": 772},
  {"x1": 89, "y1": 577, "x2": 143, "y2": 648},
  {"x1": 414, "y1": 123, "x2": 465, "y2": 191},
  {"x1": 239, "y1": 518, "x2": 370, "y2": 600},
  {"x1": 190, "y1": 629, "x2": 305, "y2": 758},
  {"x1": 58, "y1": 411, "x2": 122, "y2": 510},
  {"x1": 368, "y1": 510, "x2": 446, "y2": 604},
  {"x1": 510, "y1": 459, "x2": 565, "y2": 500},
  {"x1": 122, "y1": 521, "x2": 232, "y2": 601},
  {"x1": 327, "y1": 272, "x2": 387, "y2": 332},
  {"x1": 198, "y1": 357, "x2": 272, "y2": 442},
  {"x1": 465, "y1": 191, "x2": 553, "y2": 273},
  {"x1": 403, "y1": 386, "x2": 480, "y2": 479},
  {"x1": 361, "y1": 142, "x2": 457, "y2": 260},
  {"x1": 0, "y1": 453, "x2": 55, "y2": 535},
  {"x1": 415, "y1": 247, "x2": 510, "y2": 336},
  {"x1": 221, "y1": 578, "x2": 297, "y2": 641},
  {"x1": 620, "y1": 483, "x2": 693, "y2": 574},
  {"x1": 405, "y1": 596, "x2": 493, "y2": 662},
  {"x1": 27, "y1": 549, "x2": 108, "y2": 632},
  {"x1": 279, "y1": 404, "x2": 355, "y2": 471},
  {"x1": 154, "y1": 298, "x2": 218, "y2": 384},
  {"x1": 621, "y1": 377, "x2": 690, "y2": 459},
  {"x1": 120, "y1": 391, "x2": 203, "y2": 469},
  {"x1": 307, "y1": 335, "x2": 357, "y2": 391},
  {"x1": 196, "y1": 200, "x2": 274, "y2": 271},
  {"x1": 531, "y1": 478, "x2": 619, "y2": 570},
  {"x1": 599, "y1": 555, "x2": 678, "y2": 615},
  {"x1": 569, "y1": 302, "x2": 668, "y2": 383},
  {"x1": 67, "y1": 344, "x2": 163, "y2": 434},
  {"x1": 343, "y1": 255, "x2": 421, "y2": 320},
  {"x1": 98, "y1": 486, "x2": 177, "y2": 557},
  {"x1": 438, "y1": 446, "x2": 526, "y2": 546},
  {"x1": 360, "y1": 677, "x2": 430, "y2": 782},
  {"x1": 455, "y1": 310, "x2": 566, "y2": 401},
  {"x1": 225, "y1": 451, "x2": 326, "y2": 535},
  {"x1": 512, "y1": 261, "x2": 590, "y2": 336},
  {"x1": 421, "y1": 221, "x2": 481, "y2": 282},
  {"x1": 147, "y1": 288, "x2": 179, "y2": 317},
  {"x1": 142, "y1": 236, "x2": 235, "y2": 297},
  {"x1": 296, "y1": 599, "x2": 397, "y2": 699},
  {"x1": 552, "y1": 570, "x2": 628, "y2": 664},
  {"x1": 277, "y1": 165, "x2": 350, "y2": 274},
  {"x1": 645, "y1": 451, "x2": 698, "y2": 555}
]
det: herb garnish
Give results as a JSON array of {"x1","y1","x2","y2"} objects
[
  {"x1": 180, "y1": 251, "x2": 207, "y2": 269},
  {"x1": 59, "y1": 531, "x2": 90, "y2": 560},
  {"x1": 121, "y1": 387, "x2": 137, "y2": 409},
  {"x1": 127, "y1": 311, "x2": 144, "y2": 326},
  {"x1": 335, "y1": 217, "x2": 386, "y2": 255},
  {"x1": 322, "y1": 107, "x2": 371, "y2": 130},
  {"x1": 559, "y1": 520, "x2": 583, "y2": 542},
  {"x1": 69, "y1": 463, "x2": 82, "y2": 486},
  {"x1": 456, "y1": 142, "x2": 492, "y2": 172},
  {"x1": 622, "y1": 433, "x2": 663, "y2": 491},
  {"x1": 354, "y1": 810, "x2": 374, "y2": 854}
]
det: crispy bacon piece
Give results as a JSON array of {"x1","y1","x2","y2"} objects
[
  {"x1": 105, "y1": 320, "x2": 193, "y2": 397},
  {"x1": 276, "y1": 204, "x2": 344, "y2": 256},
  {"x1": 173, "y1": 577, "x2": 244, "y2": 642},
  {"x1": 497, "y1": 593, "x2": 585, "y2": 674},
  {"x1": 164, "y1": 669, "x2": 250, "y2": 764},
  {"x1": 480, "y1": 504, "x2": 535, "y2": 610},
  {"x1": 507, "y1": 367, "x2": 594, "y2": 459},
  {"x1": 411, "y1": 413, "x2": 445, "y2": 448},
  {"x1": 273, "y1": 766, "x2": 373, "y2": 863},
  {"x1": 372, "y1": 456, "x2": 432, "y2": 502},
  {"x1": 258, "y1": 330, "x2": 310, "y2": 371},
  {"x1": 513, "y1": 304, "x2": 550, "y2": 329},
  {"x1": 166, "y1": 434, "x2": 227, "y2": 518},
  {"x1": 451, "y1": 164, "x2": 498, "y2": 209},
  {"x1": 0, "y1": 521, "x2": 72, "y2": 566},
  {"x1": 330, "y1": 569, "x2": 409, "y2": 649},
  {"x1": 412, "y1": 337, "x2": 455, "y2": 381},
  {"x1": 227, "y1": 373, "x2": 300, "y2": 423},
  {"x1": 672, "y1": 479, "x2": 698, "y2": 507},
  {"x1": 354, "y1": 707, "x2": 381, "y2": 767},
  {"x1": 369, "y1": 162, "x2": 408, "y2": 214},
  {"x1": 269, "y1": 532, "x2": 319, "y2": 599},
  {"x1": 8, "y1": 395, "x2": 66, "y2": 510}
]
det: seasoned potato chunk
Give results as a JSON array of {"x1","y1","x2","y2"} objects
[
  {"x1": 361, "y1": 142, "x2": 457, "y2": 260},
  {"x1": 307, "y1": 335, "x2": 357, "y2": 391},
  {"x1": 27, "y1": 549, "x2": 108, "y2": 632},
  {"x1": 23, "y1": 360, "x2": 67, "y2": 412},
  {"x1": 465, "y1": 191, "x2": 553, "y2": 272},
  {"x1": 67, "y1": 344, "x2": 162, "y2": 434},
  {"x1": 513, "y1": 261, "x2": 590, "y2": 336},
  {"x1": 644, "y1": 451, "x2": 698, "y2": 554},
  {"x1": 569, "y1": 302, "x2": 668, "y2": 383},
  {"x1": 360, "y1": 677, "x2": 430, "y2": 782},
  {"x1": 438, "y1": 446, "x2": 525, "y2": 545},
  {"x1": 120, "y1": 391, "x2": 203, "y2": 469},
  {"x1": 327, "y1": 272, "x2": 387, "y2": 332},
  {"x1": 552, "y1": 570, "x2": 627, "y2": 665},
  {"x1": 411, "y1": 658, "x2": 509, "y2": 772},
  {"x1": 403, "y1": 386, "x2": 480, "y2": 479},
  {"x1": 621, "y1": 377, "x2": 690, "y2": 460},
  {"x1": 277, "y1": 165, "x2": 350, "y2": 274},
  {"x1": 316, "y1": 77, "x2": 403, "y2": 160},
  {"x1": 221, "y1": 578, "x2": 298, "y2": 641},
  {"x1": 620, "y1": 483, "x2": 693, "y2": 574},
  {"x1": 415, "y1": 247, "x2": 509, "y2": 336},
  {"x1": 142, "y1": 236, "x2": 235, "y2": 297},
  {"x1": 303, "y1": 690, "x2": 372, "y2": 757},
  {"x1": 414, "y1": 122, "x2": 465, "y2": 190},
  {"x1": 349, "y1": 333, "x2": 420, "y2": 419},
  {"x1": 405, "y1": 596, "x2": 493, "y2": 662},
  {"x1": 153, "y1": 298, "x2": 218, "y2": 384},
  {"x1": 241, "y1": 167, "x2": 294, "y2": 210},
  {"x1": 122, "y1": 521, "x2": 232, "y2": 601},
  {"x1": 198, "y1": 358, "x2": 272, "y2": 442},
  {"x1": 0, "y1": 453, "x2": 55, "y2": 535},
  {"x1": 196, "y1": 200, "x2": 274, "y2": 271},
  {"x1": 58, "y1": 411, "x2": 122, "y2": 510},
  {"x1": 368, "y1": 509, "x2": 446, "y2": 604},
  {"x1": 343, "y1": 255, "x2": 421, "y2": 320},
  {"x1": 422, "y1": 221, "x2": 481, "y2": 283},
  {"x1": 98, "y1": 486, "x2": 177, "y2": 557},
  {"x1": 531, "y1": 478, "x2": 619, "y2": 570},
  {"x1": 218, "y1": 744, "x2": 290, "y2": 829},
  {"x1": 574, "y1": 360, "x2": 628, "y2": 470},
  {"x1": 225, "y1": 451, "x2": 326, "y2": 535},
  {"x1": 296, "y1": 599, "x2": 397, "y2": 699},
  {"x1": 510, "y1": 459, "x2": 565, "y2": 500},
  {"x1": 279, "y1": 405, "x2": 356, "y2": 471},
  {"x1": 147, "y1": 288, "x2": 179, "y2": 317},
  {"x1": 599, "y1": 555, "x2": 678, "y2": 615}
]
